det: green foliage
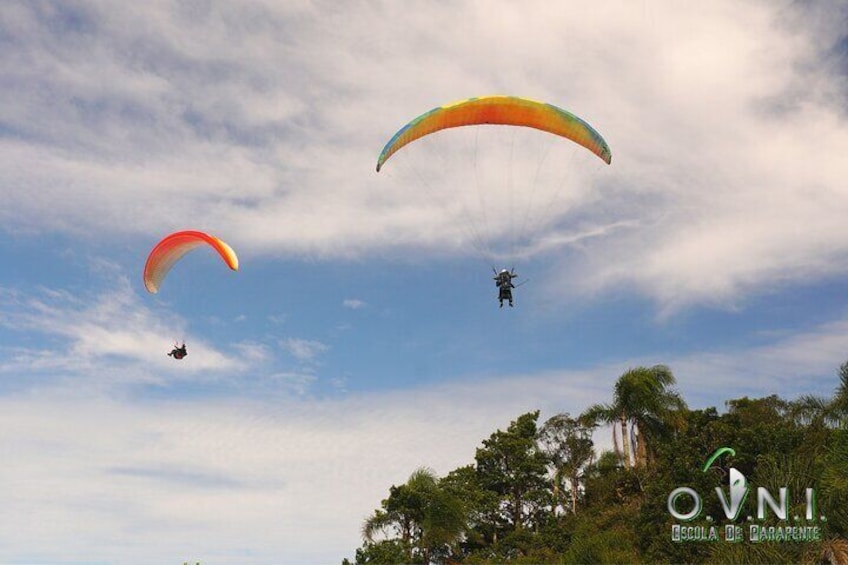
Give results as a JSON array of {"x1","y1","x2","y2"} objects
[
  {"x1": 474, "y1": 411, "x2": 550, "y2": 533},
  {"x1": 582, "y1": 365, "x2": 686, "y2": 469},
  {"x1": 360, "y1": 467, "x2": 465, "y2": 564},
  {"x1": 820, "y1": 429, "x2": 848, "y2": 538},
  {"x1": 538, "y1": 412, "x2": 595, "y2": 515},
  {"x1": 352, "y1": 540, "x2": 409, "y2": 564},
  {"x1": 562, "y1": 502, "x2": 642, "y2": 564},
  {"x1": 348, "y1": 362, "x2": 848, "y2": 564},
  {"x1": 706, "y1": 540, "x2": 805, "y2": 564}
]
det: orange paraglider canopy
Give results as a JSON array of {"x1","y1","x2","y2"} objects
[
  {"x1": 143, "y1": 230, "x2": 238, "y2": 294},
  {"x1": 376, "y1": 95, "x2": 612, "y2": 172}
]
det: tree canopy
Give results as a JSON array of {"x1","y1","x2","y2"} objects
[{"x1": 347, "y1": 364, "x2": 848, "y2": 564}]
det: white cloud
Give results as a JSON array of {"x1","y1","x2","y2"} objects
[
  {"x1": 668, "y1": 318, "x2": 848, "y2": 405},
  {"x1": 0, "y1": 369, "x2": 606, "y2": 564},
  {"x1": 0, "y1": 272, "x2": 242, "y2": 384},
  {"x1": 1, "y1": 309, "x2": 845, "y2": 563},
  {"x1": 266, "y1": 314, "x2": 287, "y2": 325},
  {"x1": 1, "y1": 2, "x2": 845, "y2": 310},
  {"x1": 280, "y1": 337, "x2": 329, "y2": 362},
  {"x1": 342, "y1": 298, "x2": 365, "y2": 310},
  {"x1": 232, "y1": 341, "x2": 272, "y2": 363},
  {"x1": 556, "y1": 2, "x2": 848, "y2": 311},
  {"x1": 267, "y1": 371, "x2": 317, "y2": 395}
]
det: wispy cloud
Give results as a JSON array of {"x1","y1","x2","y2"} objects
[
  {"x1": 0, "y1": 269, "x2": 242, "y2": 387},
  {"x1": 0, "y1": 310, "x2": 845, "y2": 562},
  {"x1": 280, "y1": 337, "x2": 329, "y2": 362},
  {"x1": 232, "y1": 341, "x2": 272, "y2": 363},
  {"x1": 268, "y1": 371, "x2": 318, "y2": 395},
  {"x1": 1, "y1": 2, "x2": 845, "y2": 310},
  {"x1": 0, "y1": 369, "x2": 606, "y2": 564},
  {"x1": 342, "y1": 298, "x2": 365, "y2": 310},
  {"x1": 668, "y1": 317, "x2": 848, "y2": 404}
]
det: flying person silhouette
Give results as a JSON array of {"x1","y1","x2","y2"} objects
[
  {"x1": 167, "y1": 342, "x2": 187, "y2": 360},
  {"x1": 494, "y1": 269, "x2": 517, "y2": 308}
]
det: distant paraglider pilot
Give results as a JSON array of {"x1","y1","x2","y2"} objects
[
  {"x1": 494, "y1": 269, "x2": 517, "y2": 308},
  {"x1": 168, "y1": 342, "x2": 187, "y2": 360}
]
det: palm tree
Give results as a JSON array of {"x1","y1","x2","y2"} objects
[
  {"x1": 793, "y1": 361, "x2": 848, "y2": 428},
  {"x1": 362, "y1": 467, "x2": 466, "y2": 564},
  {"x1": 582, "y1": 365, "x2": 686, "y2": 469}
]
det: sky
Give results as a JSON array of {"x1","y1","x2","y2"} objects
[{"x1": 1, "y1": 0, "x2": 847, "y2": 563}]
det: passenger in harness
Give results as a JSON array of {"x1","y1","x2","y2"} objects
[
  {"x1": 494, "y1": 269, "x2": 517, "y2": 308},
  {"x1": 168, "y1": 342, "x2": 187, "y2": 360}
]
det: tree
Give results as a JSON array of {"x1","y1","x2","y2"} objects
[
  {"x1": 793, "y1": 361, "x2": 848, "y2": 429},
  {"x1": 441, "y1": 464, "x2": 500, "y2": 553},
  {"x1": 349, "y1": 360, "x2": 848, "y2": 564},
  {"x1": 583, "y1": 365, "x2": 686, "y2": 469},
  {"x1": 475, "y1": 411, "x2": 550, "y2": 537},
  {"x1": 538, "y1": 413, "x2": 594, "y2": 515},
  {"x1": 350, "y1": 539, "x2": 407, "y2": 564},
  {"x1": 361, "y1": 468, "x2": 466, "y2": 564}
]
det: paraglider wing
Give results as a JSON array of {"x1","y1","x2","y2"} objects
[
  {"x1": 143, "y1": 230, "x2": 239, "y2": 294},
  {"x1": 376, "y1": 95, "x2": 612, "y2": 172}
]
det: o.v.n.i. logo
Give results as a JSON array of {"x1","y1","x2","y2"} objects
[{"x1": 666, "y1": 447, "x2": 824, "y2": 543}]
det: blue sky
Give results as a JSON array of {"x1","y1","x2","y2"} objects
[{"x1": 1, "y1": 1, "x2": 847, "y2": 563}]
